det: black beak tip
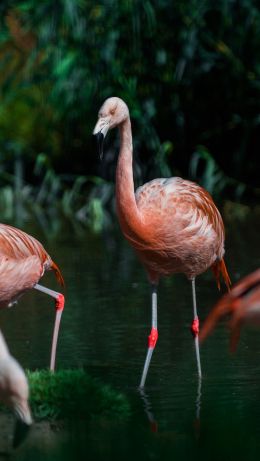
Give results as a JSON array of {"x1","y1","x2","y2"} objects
[
  {"x1": 93, "y1": 132, "x2": 104, "y2": 160},
  {"x1": 13, "y1": 420, "x2": 31, "y2": 449}
]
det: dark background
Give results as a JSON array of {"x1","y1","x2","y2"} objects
[{"x1": 0, "y1": 0, "x2": 259, "y2": 227}]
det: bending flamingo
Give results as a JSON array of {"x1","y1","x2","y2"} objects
[
  {"x1": 0, "y1": 223, "x2": 65, "y2": 371},
  {"x1": 93, "y1": 96, "x2": 231, "y2": 387},
  {"x1": 0, "y1": 328, "x2": 32, "y2": 447},
  {"x1": 200, "y1": 269, "x2": 260, "y2": 351}
]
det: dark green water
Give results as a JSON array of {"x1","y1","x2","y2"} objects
[{"x1": 1, "y1": 205, "x2": 260, "y2": 460}]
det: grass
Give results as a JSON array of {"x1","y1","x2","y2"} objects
[{"x1": 27, "y1": 369, "x2": 131, "y2": 421}]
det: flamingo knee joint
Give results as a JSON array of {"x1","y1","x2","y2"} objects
[
  {"x1": 55, "y1": 293, "x2": 65, "y2": 311},
  {"x1": 148, "y1": 327, "x2": 158, "y2": 348},
  {"x1": 191, "y1": 317, "x2": 200, "y2": 338}
]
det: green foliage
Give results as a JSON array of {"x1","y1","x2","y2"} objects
[
  {"x1": 0, "y1": 153, "x2": 114, "y2": 233},
  {"x1": 0, "y1": 0, "x2": 259, "y2": 214},
  {"x1": 190, "y1": 145, "x2": 230, "y2": 195},
  {"x1": 190, "y1": 145, "x2": 247, "y2": 199},
  {"x1": 27, "y1": 369, "x2": 131, "y2": 421}
]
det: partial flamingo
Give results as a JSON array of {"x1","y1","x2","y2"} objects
[
  {"x1": 93, "y1": 96, "x2": 231, "y2": 387},
  {"x1": 200, "y1": 269, "x2": 260, "y2": 351},
  {"x1": 0, "y1": 328, "x2": 32, "y2": 447},
  {"x1": 0, "y1": 223, "x2": 65, "y2": 371}
]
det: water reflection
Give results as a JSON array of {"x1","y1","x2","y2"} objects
[
  {"x1": 138, "y1": 373, "x2": 202, "y2": 439},
  {"x1": 0, "y1": 206, "x2": 259, "y2": 459},
  {"x1": 194, "y1": 377, "x2": 202, "y2": 439},
  {"x1": 138, "y1": 388, "x2": 158, "y2": 433}
]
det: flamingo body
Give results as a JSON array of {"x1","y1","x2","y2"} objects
[
  {"x1": 0, "y1": 329, "x2": 32, "y2": 426},
  {"x1": 200, "y1": 269, "x2": 260, "y2": 351},
  {"x1": 93, "y1": 96, "x2": 230, "y2": 386},
  {"x1": 0, "y1": 223, "x2": 64, "y2": 370},
  {"x1": 0, "y1": 223, "x2": 63, "y2": 308},
  {"x1": 132, "y1": 176, "x2": 225, "y2": 282}
]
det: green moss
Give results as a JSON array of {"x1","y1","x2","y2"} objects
[{"x1": 27, "y1": 369, "x2": 130, "y2": 422}]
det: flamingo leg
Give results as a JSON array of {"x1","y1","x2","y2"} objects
[
  {"x1": 190, "y1": 278, "x2": 202, "y2": 378},
  {"x1": 139, "y1": 284, "x2": 158, "y2": 388},
  {"x1": 34, "y1": 283, "x2": 65, "y2": 371}
]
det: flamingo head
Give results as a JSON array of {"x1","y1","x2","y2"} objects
[{"x1": 93, "y1": 97, "x2": 129, "y2": 159}]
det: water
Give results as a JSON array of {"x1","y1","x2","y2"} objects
[{"x1": 1, "y1": 205, "x2": 260, "y2": 460}]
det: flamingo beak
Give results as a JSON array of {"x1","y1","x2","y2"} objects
[
  {"x1": 94, "y1": 132, "x2": 104, "y2": 160},
  {"x1": 93, "y1": 118, "x2": 110, "y2": 160},
  {"x1": 13, "y1": 419, "x2": 32, "y2": 448}
]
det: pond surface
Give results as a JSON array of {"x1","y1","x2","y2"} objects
[{"x1": 1, "y1": 203, "x2": 260, "y2": 460}]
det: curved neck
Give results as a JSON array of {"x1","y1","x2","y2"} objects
[
  {"x1": 0, "y1": 331, "x2": 9, "y2": 359},
  {"x1": 115, "y1": 117, "x2": 142, "y2": 235}
]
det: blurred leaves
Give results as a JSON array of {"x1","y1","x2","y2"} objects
[
  {"x1": 0, "y1": 0, "x2": 259, "y2": 230},
  {"x1": 190, "y1": 145, "x2": 229, "y2": 195}
]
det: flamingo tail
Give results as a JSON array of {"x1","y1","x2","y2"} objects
[
  {"x1": 211, "y1": 258, "x2": 231, "y2": 292},
  {"x1": 51, "y1": 261, "x2": 65, "y2": 287}
]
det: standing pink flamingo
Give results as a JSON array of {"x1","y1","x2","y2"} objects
[
  {"x1": 200, "y1": 269, "x2": 260, "y2": 351},
  {"x1": 93, "y1": 96, "x2": 231, "y2": 387},
  {"x1": 0, "y1": 223, "x2": 65, "y2": 371},
  {"x1": 0, "y1": 328, "x2": 32, "y2": 447}
]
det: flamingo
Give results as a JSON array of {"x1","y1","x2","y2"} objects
[
  {"x1": 200, "y1": 269, "x2": 260, "y2": 351},
  {"x1": 93, "y1": 96, "x2": 231, "y2": 387},
  {"x1": 0, "y1": 223, "x2": 65, "y2": 371},
  {"x1": 0, "y1": 328, "x2": 32, "y2": 447}
]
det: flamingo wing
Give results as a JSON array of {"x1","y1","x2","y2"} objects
[
  {"x1": 135, "y1": 177, "x2": 226, "y2": 279},
  {"x1": 0, "y1": 224, "x2": 64, "y2": 286},
  {"x1": 135, "y1": 177, "x2": 224, "y2": 247},
  {"x1": 0, "y1": 255, "x2": 43, "y2": 308}
]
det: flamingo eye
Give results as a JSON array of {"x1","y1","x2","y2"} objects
[{"x1": 111, "y1": 109, "x2": 115, "y2": 115}]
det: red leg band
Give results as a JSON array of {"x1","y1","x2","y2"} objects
[
  {"x1": 191, "y1": 317, "x2": 199, "y2": 337},
  {"x1": 55, "y1": 294, "x2": 65, "y2": 311},
  {"x1": 148, "y1": 327, "x2": 158, "y2": 348}
]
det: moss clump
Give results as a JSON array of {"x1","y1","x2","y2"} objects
[{"x1": 27, "y1": 369, "x2": 130, "y2": 421}]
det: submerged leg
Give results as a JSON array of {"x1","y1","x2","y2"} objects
[
  {"x1": 138, "y1": 387, "x2": 158, "y2": 433},
  {"x1": 190, "y1": 278, "x2": 202, "y2": 378},
  {"x1": 139, "y1": 284, "x2": 158, "y2": 388},
  {"x1": 34, "y1": 283, "x2": 65, "y2": 371}
]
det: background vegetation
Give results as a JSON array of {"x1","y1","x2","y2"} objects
[
  {"x1": 0, "y1": 0, "x2": 259, "y2": 228},
  {"x1": 27, "y1": 369, "x2": 130, "y2": 420}
]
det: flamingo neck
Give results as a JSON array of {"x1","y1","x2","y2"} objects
[
  {"x1": 0, "y1": 330, "x2": 10, "y2": 359},
  {"x1": 115, "y1": 117, "x2": 141, "y2": 232}
]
